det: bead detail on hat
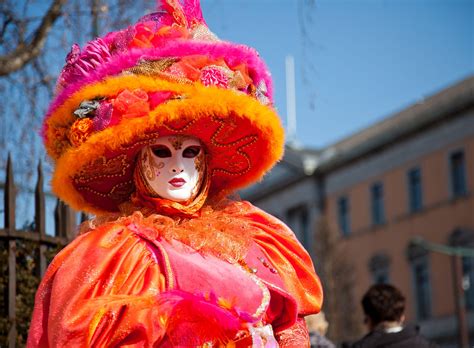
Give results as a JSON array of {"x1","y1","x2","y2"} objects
[{"x1": 43, "y1": 0, "x2": 284, "y2": 214}]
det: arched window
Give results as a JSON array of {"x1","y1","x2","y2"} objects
[{"x1": 407, "y1": 243, "x2": 432, "y2": 320}]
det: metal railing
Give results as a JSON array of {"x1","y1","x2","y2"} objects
[{"x1": 0, "y1": 154, "x2": 76, "y2": 347}]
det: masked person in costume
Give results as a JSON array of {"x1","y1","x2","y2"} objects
[{"x1": 27, "y1": 1, "x2": 323, "y2": 347}]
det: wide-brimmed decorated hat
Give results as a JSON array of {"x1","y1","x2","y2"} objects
[{"x1": 43, "y1": 0, "x2": 284, "y2": 215}]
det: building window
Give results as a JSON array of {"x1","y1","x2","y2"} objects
[
  {"x1": 287, "y1": 205, "x2": 310, "y2": 248},
  {"x1": 450, "y1": 150, "x2": 467, "y2": 197},
  {"x1": 369, "y1": 253, "x2": 390, "y2": 284},
  {"x1": 371, "y1": 182, "x2": 385, "y2": 225},
  {"x1": 412, "y1": 259, "x2": 432, "y2": 320},
  {"x1": 462, "y1": 257, "x2": 474, "y2": 310},
  {"x1": 407, "y1": 167, "x2": 423, "y2": 213},
  {"x1": 407, "y1": 243, "x2": 432, "y2": 320},
  {"x1": 374, "y1": 271, "x2": 389, "y2": 285},
  {"x1": 337, "y1": 196, "x2": 350, "y2": 236}
]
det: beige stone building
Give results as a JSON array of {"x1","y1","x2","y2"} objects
[{"x1": 241, "y1": 76, "x2": 474, "y2": 347}]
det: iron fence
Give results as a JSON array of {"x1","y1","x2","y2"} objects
[{"x1": 0, "y1": 154, "x2": 77, "y2": 347}]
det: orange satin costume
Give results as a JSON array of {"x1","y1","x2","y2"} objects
[
  {"x1": 27, "y1": 201, "x2": 322, "y2": 347},
  {"x1": 30, "y1": 1, "x2": 324, "y2": 345}
]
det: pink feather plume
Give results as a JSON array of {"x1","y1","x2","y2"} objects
[
  {"x1": 156, "y1": 0, "x2": 205, "y2": 27},
  {"x1": 157, "y1": 290, "x2": 251, "y2": 346}
]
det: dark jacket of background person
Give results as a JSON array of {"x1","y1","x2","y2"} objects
[
  {"x1": 350, "y1": 324, "x2": 438, "y2": 348},
  {"x1": 350, "y1": 284, "x2": 438, "y2": 348}
]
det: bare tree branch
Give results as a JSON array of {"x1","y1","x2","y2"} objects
[
  {"x1": 90, "y1": 0, "x2": 101, "y2": 38},
  {"x1": 32, "y1": 58, "x2": 55, "y2": 94},
  {"x1": 0, "y1": 11, "x2": 14, "y2": 43},
  {"x1": 0, "y1": 0, "x2": 67, "y2": 76},
  {"x1": 314, "y1": 216, "x2": 362, "y2": 343}
]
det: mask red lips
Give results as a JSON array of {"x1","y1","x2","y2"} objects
[{"x1": 169, "y1": 178, "x2": 186, "y2": 188}]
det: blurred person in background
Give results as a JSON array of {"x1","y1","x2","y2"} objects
[
  {"x1": 351, "y1": 284, "x2": 437, "y2": 348},
  {"x1": 306, "y1": 311, "x2": 336, "y2": 348}
]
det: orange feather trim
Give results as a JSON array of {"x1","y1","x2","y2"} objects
[{"x1": 46, "y1": 75, "x2": 284, "y2": 214}]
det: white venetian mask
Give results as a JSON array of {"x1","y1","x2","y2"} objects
[{"x1": 137, "y1": 135, "x2": 205, "y2": 202}]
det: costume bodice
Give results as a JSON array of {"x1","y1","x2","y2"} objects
[
  {"x1": 139, "y1": 235, "x2": 299, "y2": 332},
  {"x1": 27, "y1": 201, "x2": 322, "y2": 347}
]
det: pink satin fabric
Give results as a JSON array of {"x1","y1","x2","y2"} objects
[{"x1": 27, "y1": 201, "x2": 322, "y2": 347}]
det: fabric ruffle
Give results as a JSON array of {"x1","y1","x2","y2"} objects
[{"x1": 28, "y1": 200, "x2": 322, "y2": 347}]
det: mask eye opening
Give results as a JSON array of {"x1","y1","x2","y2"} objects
[
  {"x1": 182, "y1": 145, "x2": 201, "y2": 159},
  {"x1": 151, "y1": 145, "x2": 172, "y2": 158}
]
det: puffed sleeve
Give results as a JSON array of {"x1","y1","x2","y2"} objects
[
  {"x1": 27, "y1": 220, "x2": 167, "y2": 348},
  {"x1": 224, "y1": 200, "x2": 323, "y2": 315}
]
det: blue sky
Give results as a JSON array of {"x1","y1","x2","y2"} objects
[
  {"x1": 202, "y1": 0, "x2": 473, "y2": 148},
  {"x1": 1, "y1": 0, "x2": 472, "y2": 230}
]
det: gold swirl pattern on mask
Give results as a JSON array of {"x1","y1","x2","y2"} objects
[
  {"x1": 142, "y1": 148, "x2": 155, "y2": 181},
  {"x1": 136, "y1": 151, "x2": 161, "y2": 197},
  {"x1": 169, "y1": 135, "x2": 185, "y2": 150},
  {"x1": 150, "y1": 159, "x2": 165, "y2": 173},
  {"x1": 191, "y1": 151, "x2": 207, "y2": 199},
  {"x1": 147, "y1": 147, "x2": 166, "y2": 178},
  {"x1": 194, "y1": 151, "x2": 206, "y2": 174}
]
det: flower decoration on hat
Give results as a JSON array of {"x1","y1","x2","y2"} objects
[
  {"x1": 42, "y1": 0, "x2": 284, "y2": 214},
  {"x1": 69, "y1": 118, "x2": 94, "y2": 147}
]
